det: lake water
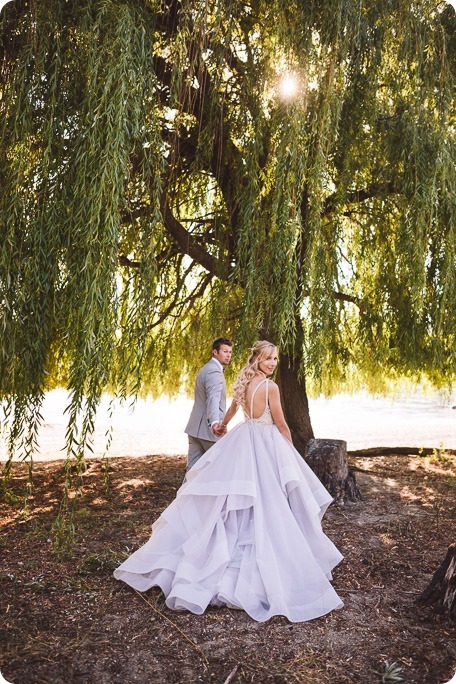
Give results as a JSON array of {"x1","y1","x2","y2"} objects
[{"x1": 1, "y1": 388, "x2": 455, "y2": 461}]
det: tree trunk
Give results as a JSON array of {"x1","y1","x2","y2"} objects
[
  {"x1": 277, "y1": 348, "x2": 314, "y2": 456},
  {"x1": 305, "y1": 438, "x2": 363, "y2": 504},
  {"x1": 417, "y1": 543, "x2": 456, "y2": 617},
  {"x1": 273, "y1": 321, "x2": 361, "y2": 505}
]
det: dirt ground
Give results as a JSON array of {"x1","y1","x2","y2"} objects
[{"x1": 1, "y1": 450, "x2": 455, "y2": 684}]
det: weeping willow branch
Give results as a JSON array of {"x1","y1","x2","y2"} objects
[
  {"x1": 149, "y1": 271, "x2": 213, "y2": 331},
  {"x1": 333, "y1": 291, "x2": 363, "y2": 309},
  {"x1": 0, "y1": 0, "x2": 454, "y2": 532},
  {"x1": 323, "y1": 180, "x2": 402, "y2": 217},
  {"x1": 118, "y1": 255, "x2": 142, "y2": 268},
  {"x1": 160, "y1": 195, "x2": 224, "y2": 277}
]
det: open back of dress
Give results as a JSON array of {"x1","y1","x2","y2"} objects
[{"x1": 244, "y1": 379, "x2": 273, "y2": 424}]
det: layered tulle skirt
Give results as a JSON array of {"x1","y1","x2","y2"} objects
[{"x1": 114, "y1": 421, "x2": 344, "y2": 622}]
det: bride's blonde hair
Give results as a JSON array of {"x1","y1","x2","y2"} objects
[{"x1": 233, "y1": 340, "x2": 278, "y2": 407}]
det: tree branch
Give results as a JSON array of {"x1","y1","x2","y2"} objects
[
  {"x1": 333, "y1": 290, "x2": 363, "y2": 310},
  {"x1": 160, "y1": 194, "x2": 224, "y2": 277},
  {"x1": 118, "y1": 254, "x2": 141, "y2": 268},
  {"x1": 148, "y1": 270, "x2": 213, "y2": 331},
  {"x1": 323, "y1": 180, "x2": 401, "y2": 216}
]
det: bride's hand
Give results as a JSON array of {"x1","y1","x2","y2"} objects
[{"x1": 212, "y1": 423, "x2": 227, "y2": 436}]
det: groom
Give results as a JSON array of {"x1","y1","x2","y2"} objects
[{"x1": 185, "y1": 337, "x2": 233, "y2": 471}]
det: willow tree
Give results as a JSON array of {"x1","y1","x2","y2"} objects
[{"x1": 1, "y1": 0, "x2": 455, "y2": 479}]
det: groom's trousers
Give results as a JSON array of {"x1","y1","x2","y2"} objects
[{"x1": 186, "y1": 435, "x2": 215, "y2": 471}]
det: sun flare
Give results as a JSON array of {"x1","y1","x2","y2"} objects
[{"x1": 278, "y1": 72, "x2": 299, "y2": 100}]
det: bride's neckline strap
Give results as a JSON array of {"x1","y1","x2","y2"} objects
[{"x1": 250, "y1": 378, "x2": 269, "y2": 416}]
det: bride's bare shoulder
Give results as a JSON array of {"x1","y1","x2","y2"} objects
[{"x1": 245, "y1": 376, "x2": 265, "y2": 397}]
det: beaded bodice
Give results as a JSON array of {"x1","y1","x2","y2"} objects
[{"x1": 244, "y1": 379, "x2": 274, "y2": 425}]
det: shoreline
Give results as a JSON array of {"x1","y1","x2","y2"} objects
[
  {"x1": 1, "y1": 388, "x2": 455, "y2": 462},
  {"x1": 2, "y1": 443, "x2": 456, "y2": 464}
]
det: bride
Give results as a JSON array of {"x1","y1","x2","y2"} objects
[{"x1": 114, "y1": 341, "x2": 343, "y2": 622}]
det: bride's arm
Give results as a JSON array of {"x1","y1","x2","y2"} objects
[
  {"x1": 268, "y1": 383, "x2": 293, "y2": 443},
  {"x1": 220, "y1": 400, "x2": 239, "y2": 429}
]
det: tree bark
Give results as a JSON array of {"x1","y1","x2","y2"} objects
[
  {"x1": 274, "y1": 325, "x2": 362, "y2": 504},
  {"x1": 305, "y1": 438, "x2": 363, "y2": 504},
  {"x1": 417, "y1": 543, "x2": 456, "y2": 617},
  {"x1": 277, "y1": 349, "x2": 314, "y2": 456}
]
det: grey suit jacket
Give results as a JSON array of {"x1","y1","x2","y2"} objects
[{"x1": 185, "y1": 358, "x2": 226, "y2": 442}]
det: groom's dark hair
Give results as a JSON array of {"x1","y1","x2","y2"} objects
[{"x1": 212, "y1": 337, "x2": 232, "y2": 351}]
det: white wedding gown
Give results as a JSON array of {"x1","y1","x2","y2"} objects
[{"x1": 114, "y1": 380, "x2": 343, "y2": 622}]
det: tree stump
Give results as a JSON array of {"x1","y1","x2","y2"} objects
[
  {"x1": 417, "y1": 543, "x2": 456, "y2": 617},
  {"x1": 305, "y1": 438, "x2": 363, "y2": 504}
]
